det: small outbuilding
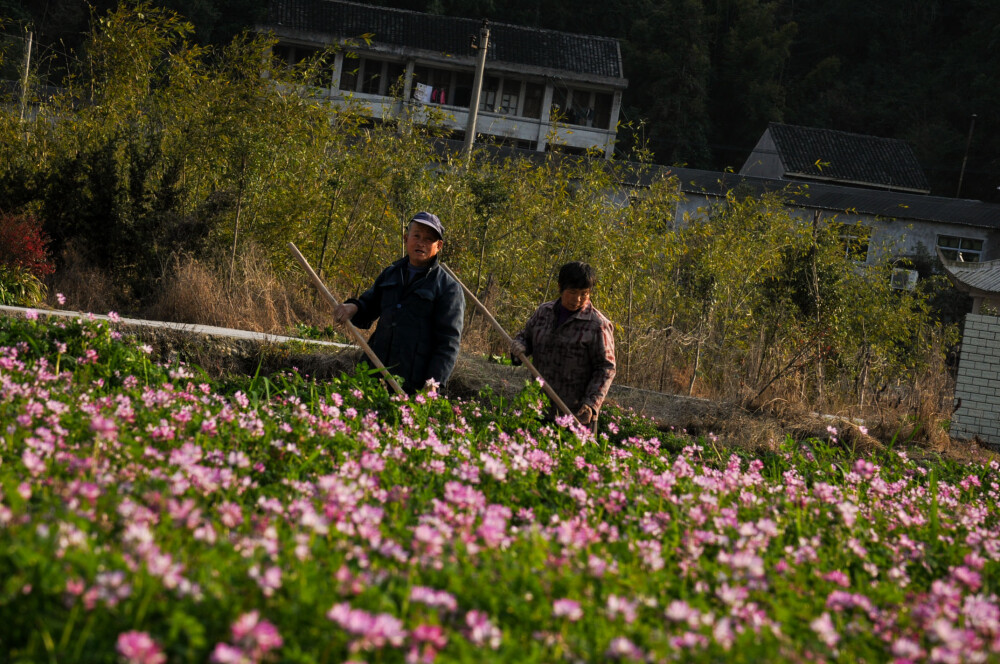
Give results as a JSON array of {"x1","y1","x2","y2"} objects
[{"x1": 937, "y1": 247, "x2": 1000, "y2": 314}]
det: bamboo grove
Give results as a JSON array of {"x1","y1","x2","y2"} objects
[{"x1": 0, "y1": 4, "x2": 957, "y2": 417}]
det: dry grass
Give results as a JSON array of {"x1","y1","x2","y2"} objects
[
  {"x1": 47, "y1": 245, "x2": 127, "y2": 314},
  {"x1": 144, "y1": 246, "x2": 330, "y2": 334}
]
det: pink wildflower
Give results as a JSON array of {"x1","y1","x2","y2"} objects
[
  {"x1": 90, "y1": 415, "x2": 117, "y2": 441},
  {"x1": 822, "y1": 570, "x2": 851, "y2": 588},
  {"x1": 606, "y1": 636, "x2": 643, "y2": 660},
  {"x1": 410, "y1": 586, "x2": 458, "y2": 612},
  {"x1": 811, "y1": 612, "x2": 840, "y2": 648},
  {"x1": 891, "y1": 637, "x2": 924, "y2": 659},
  {"x1": 232, "y1": 610, "x2": 283, "y2": 655},
  {"x1": 553, "y1": 598, "x2": 583, "y2": 621},
  {"x1": 116, "y1": 630, "x2": 166, "y2": 664},
  {"x1": 836, "y1": 500, "x2": 859, "y2": 528},
  {"x1": 852, "y1": 459, "x2": 876, "y2": 480},
  {"x1": 409, "y1": 623, "x2": 448, "y2": 662},
  {"x1": 327, "y1": 602, "x2": 407, "y2": 649},
  {"x1": 606, "y1": 594, "x2": 638, "y2": 624},
  {"x1": 465, "y1": 610, "x2": 502, "y2": 649},
  {"x1": 209, "y1": 643, "x2": 247, "y2": 664},
  {"x1": 665, "y1": 600, "x2": 700, "y2": 627},
  {"x1": 217, "y1": 502, "x2": 243, "y2": 529}
]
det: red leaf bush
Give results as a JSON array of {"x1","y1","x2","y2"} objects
[{"x1": 0, "y1": 211, "x2": 55, "y2": 278}]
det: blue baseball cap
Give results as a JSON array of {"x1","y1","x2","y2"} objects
[{"x1": 410, "y1": 211, "x2": 444, "y2": 240}]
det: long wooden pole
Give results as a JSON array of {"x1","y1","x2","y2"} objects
[
  {"x1": 441, "y1": 263, "x2": 581, "y2": 426},
  {"x1": 288, "y1": 242, "x2": 405, "y2": 396}
]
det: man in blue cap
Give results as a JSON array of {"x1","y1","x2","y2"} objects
[{"x1": 333, "y1": 212, "x2": 465, "y2": 393}]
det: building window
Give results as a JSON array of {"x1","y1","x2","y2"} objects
[
  {"x1": 385, "y1": 62, "x2": 405, "y2": 95},
  {"x1": 453, "y1": 73, "x2": 473, "y2": 107},
  {"x1": 480, "y1": 76, "x2": 500, "y2": 112},
  {"x1": 938, "y1": 235, "x2": 983, "y2": 262},
  {"x1": 340, "y1": 54, "x2": 359, "y2": 91},
  {"x1": 273, "y1": 44, "x2": 294, "y2": 66},
  {"x1": 571, "y1": 91, "x2": 594, "y2": 127},
  {"x1": 274, "y1": 45, "x2": 331, "y2": 87},
  {"x1": 498, "y1": 82, "x2": 519, "y2": 115},
  {"x1": 413, "y1": 66, "x2": 459, "y2": 105},
  {"x1": 292, "y1": 46, "x2": 320, "y2": 65},
  {"x1": 551, "y1": 86, "x2": 571, "y2": 122},
  {"x1": 551, "y1": 87, "x2": 608, "y2": 127},
  {"x1": 522, "y1": 82, "x2": 544, "y2": 119},
  {"x1": 339, "y1": 57, "x2": 404, "y2": 96},
  {"x1": 361, "y1": 60, "x2": 383, "y2": 94},
  {"x1": 593, "y1": 92, "x2": 613, "y2": 130},
  {"x1": 835, "y1": 223, "x2": 871, "y2": 262}
]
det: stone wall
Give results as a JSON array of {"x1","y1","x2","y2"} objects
[{"x1": 951, "y1": 313, "x2": 1000, "y2": 447}]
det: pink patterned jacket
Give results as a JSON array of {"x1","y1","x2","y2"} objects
[{"x1": 513, "y1": 300, "x2": 617, "y2": 414}]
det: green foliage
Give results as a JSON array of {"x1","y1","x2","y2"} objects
[
  {"x1": 10, "y1": 0, "x2": 1000, "y2": 198},
  {"x1": 2, "y1": 3, "x2": 340, "y2": 300},
  {"x1": 0, "y1": 265, "x2": 46, "y2": 305},
  {"x1": 0, "y1": 3, "x2": 957, "y2": 415}
]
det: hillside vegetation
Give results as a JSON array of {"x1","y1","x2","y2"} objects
[
  {"x1": 6, "y1": 0, "x2": 1000, "y2": 201},
  {"x1": 0, "y1": 4, "x2": 963, "y2": 443}
]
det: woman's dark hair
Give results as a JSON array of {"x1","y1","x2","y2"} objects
[{"x1": 558, "y1": 261, "x2": 597, "y2": 291}]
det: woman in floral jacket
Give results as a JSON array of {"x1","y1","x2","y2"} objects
[{"x1": 511, "y1": 261, "x2": 616, "y2": 428}]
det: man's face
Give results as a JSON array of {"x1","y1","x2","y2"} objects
[
  {"x1": 560, "y1": 287, "x2": 591, "y2": 312},
  {"x1": 404, "y1": 223, "x2": 443, "y2": 267}
]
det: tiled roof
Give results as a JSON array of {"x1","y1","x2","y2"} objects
[
  {"x1": 265, "y1": 0, "x2": 625, "y2": 81},
  {"x1": 767, "y1": 123, "x2": 930, "y2": 193},
  {"x1": 432, "y1": 139, "x2": 1000, "y2": 231},
  {"x1": 938, "y1": 249, "x2": 1000, "y2": 294},
  {"x1": 668, "y1": 168, "x2": 998, "y2": 230}
]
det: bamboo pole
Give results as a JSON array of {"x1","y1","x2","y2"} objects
[
  {"x1": 287, "y1": 242, "x2": 405, "y2": 396},
  {"x1": 440, "y1": 263, "x2": 581, "y2": 426}
]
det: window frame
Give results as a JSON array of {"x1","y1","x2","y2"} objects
[{"x1": 937, "y1": 234, "x2": 984, "y2": 262}]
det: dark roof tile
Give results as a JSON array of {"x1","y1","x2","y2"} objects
[
  {"x1": 768, "y1": 122, "x2": 930, "y2": 193},
  {"x1": 265, "y1": 0, "x2": 625, "y2": 81}
]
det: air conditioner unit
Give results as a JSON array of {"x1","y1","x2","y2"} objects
[{"x1": 890, "y1": 268, "x2": 918, "y2": 291}]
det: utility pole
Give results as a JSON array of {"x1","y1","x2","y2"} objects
[
  {"x1": 20, "y1": 29, "x2": 33, "y2": 122},
  {"x1": 956, "y1": 113, "x2": 976, "y2": 198},
  {"x1": 463, "y1": 19, "x2": 490, "y2": 164}
]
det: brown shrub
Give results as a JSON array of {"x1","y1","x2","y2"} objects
[
  {"x1": 47, "y1": 244, "x2": 127, "y2": 314},
  {"x1": 146, "y1": 245, "x2": 330, "y2": 334}
]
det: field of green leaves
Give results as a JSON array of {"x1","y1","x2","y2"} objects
[{"x1": 1, "y1": 312, "x2": 998, "y2": 663}]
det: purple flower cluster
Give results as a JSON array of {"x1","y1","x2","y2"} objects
[{"x1": 1, "y1": 316, "x2": 999, "y2": 662}]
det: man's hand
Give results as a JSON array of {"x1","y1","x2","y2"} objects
[
  {"x1": 333, "y1": 303, "x2": 358, "y2": 325},
  {"x1": 575, "y1": 404, "x2": 594, "y2": 426},
  {"x1": 510, "y1": 339, "x2": 526, "y2": 358}
]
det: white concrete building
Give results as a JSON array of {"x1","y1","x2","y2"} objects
[{"x1": 259, "y1": 0, "x2": 628, "y2": 158}]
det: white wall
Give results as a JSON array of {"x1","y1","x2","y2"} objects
[
  {"x1": 951, "y1": 314, "x2": 1000, "y2": 448},
  {"x1": 670, "y1": 190, "x2": 1000, "y2": 263}
]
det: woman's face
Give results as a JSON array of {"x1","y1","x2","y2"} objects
[{"x1": 560, "y1": 287, "x2": 591, "y2": 312}]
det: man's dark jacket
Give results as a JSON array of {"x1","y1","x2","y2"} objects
[{"x1": 346, "y1": 255, "x2": 464, "y2": 393}]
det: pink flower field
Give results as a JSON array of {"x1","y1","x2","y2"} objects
[{"x1": 1, "y1": 314, "x2": 998, "y2": 663}]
